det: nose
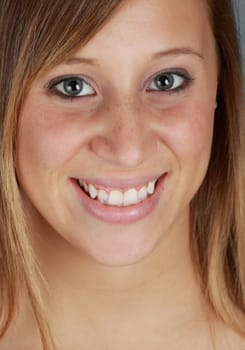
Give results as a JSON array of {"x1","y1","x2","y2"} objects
[{"x1": 89, "y1": 99, "x2": 157, "y2": 168}]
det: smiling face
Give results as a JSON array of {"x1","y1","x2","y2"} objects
[{"x1": 16, "y1": 0, "x2": 218, "y2": 266}]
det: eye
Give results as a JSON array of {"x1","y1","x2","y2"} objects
[
  {"x1": 50, "y1": 77, "x2": 95, "y2": 97},
  {"x1": 148, "y1": 72, "x2": 190, "y2": 92}
]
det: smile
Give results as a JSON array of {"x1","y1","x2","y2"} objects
[
  {"x1": 71, "y1": 173, "x2": 167, "y2": 224},
  {"x1": 77, "y1": 179, "x2": 157, "y2": 207}
]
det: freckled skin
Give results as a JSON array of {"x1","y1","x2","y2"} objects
[
  {"x1": 7, "y1": 0, "x2": 245, "y2": 349},
  {"x1": 16, "y1": 0, "x2": 218, "y2": 267}
]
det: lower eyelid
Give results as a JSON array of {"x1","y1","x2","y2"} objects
[
  {"x1": 47, "y1": 79, "x2": 96, "y2": 99},
  {"x1": 46, "y1": 72, "x2": 194, "y2": 100},
  {"x1": 147, "y1": 79, "x2": 194, "y2": 96},
  {"x1": 146, "y1": 70, "x2": 193, "y2": 90},
  {"x1": 147, "y1": 78, "x2": 191, "y2": 92}
]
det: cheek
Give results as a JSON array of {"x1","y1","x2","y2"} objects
[
  {"x1": 16, "y1": 103, "x2": 93, "y2": 172},
  {"x1": 154, "y1": 101, "x2": 215, "y2": 206},
  {"x1": 157, "y1": 101, "x2": 214, "y2": 164}
]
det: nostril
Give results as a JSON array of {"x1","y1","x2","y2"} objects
[{"x1": 88, "y1": 116, "x2": 157, "y2": 168}]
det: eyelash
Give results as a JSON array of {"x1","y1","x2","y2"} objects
[
  {"x1": 48, "y1": 75, "x2": 96, "y2": 100},
  {"x1": 146, "y1": 70, "x2": 193, "y2": 94},
  {"x1": 47, "y1": 70, "x2": 193, "y2": 100}
]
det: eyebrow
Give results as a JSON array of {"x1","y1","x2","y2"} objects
[
  {"x1": 62, "y1": 47, "x2": 204, "y2": 66},
  {"x1": 152, "y1": 47, "x2": 204, "y2": 60},
  {"x1": 62, "y1": 57, "x2": 99, "y2": 66}
]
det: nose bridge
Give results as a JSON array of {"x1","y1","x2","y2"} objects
[
  {"x1": 92, "y1": 96, "x2": 156, "y2": 168},
  {"x1": 114, "y1": 96, "x2": 141, "y2": 134},
  {"x1": 116, "y1": 102, "x2": 142, "y2": 148}
]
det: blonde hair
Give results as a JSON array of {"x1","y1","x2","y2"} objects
[
  {"x1": 0, "y1": 0, "x2": 244, "y2": 348},
  {"x1": 191, "y1": 0, "x2": 245, "y2": 336}
]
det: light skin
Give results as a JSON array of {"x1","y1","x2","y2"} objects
[{"x1": 5, "y1": 0, "x2": 243, "y2": 348}]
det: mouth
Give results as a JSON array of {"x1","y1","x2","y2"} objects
[
  {"x1": 77, "y1": 178, "x2": 158, "y2": 207},
  {"x1": 71, "y1": 173, "x2": 167, "y2": 224}
]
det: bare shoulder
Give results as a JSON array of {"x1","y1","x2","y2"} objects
[
  {"x1": 215, "y1": 322, "x2": 245, "y2": 350},
  {"x1": 225, "y1": 332, "x2": 245, "y2": 350},
  {"x1": 0, "y1": 329, "x2": 41, "y2": 350},
  {"x1": 227, "y1": 331, "x2": 245, "y2": 349},
  {"x1": 0, "y1": 313, "x2": 42, "y2": 350}
]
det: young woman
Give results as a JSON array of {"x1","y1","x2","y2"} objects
[{"x1": 0, "y1": 0, "x2": 244, "y2": 349}]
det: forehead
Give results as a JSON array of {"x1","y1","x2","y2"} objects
[{"x1": 75, "y1": 0, "x2": 212, "y2": 60}]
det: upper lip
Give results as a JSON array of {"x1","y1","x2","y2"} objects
[{"x1": 75, "y1": 172, "x2": 167, "y2": 190}]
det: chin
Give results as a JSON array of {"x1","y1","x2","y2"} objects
[
  {"x1": 66, "y1": 225, "x2": 160, "y2": 266},
  {"x1": 71, "y1": 226, "x2": 160, "y2": 267},
  {"x1": 87, "y1": 246, "x2": 155, "y2": 267}
]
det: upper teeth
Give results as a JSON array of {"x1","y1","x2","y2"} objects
[{"x1": 78, "y1": 179, "x2": 158, "y2": 207}]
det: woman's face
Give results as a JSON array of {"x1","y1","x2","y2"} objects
[{"x1": 16, "y1": 0, "x2": 218, "y2": 265}]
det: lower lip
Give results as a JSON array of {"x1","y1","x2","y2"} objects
[{"x1": 70, "y1": 174, "x2": 167, "y2": 224}]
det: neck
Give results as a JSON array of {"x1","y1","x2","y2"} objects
[{"x1": 19, "y1": 209, "x2": 214, "y2": 348}]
